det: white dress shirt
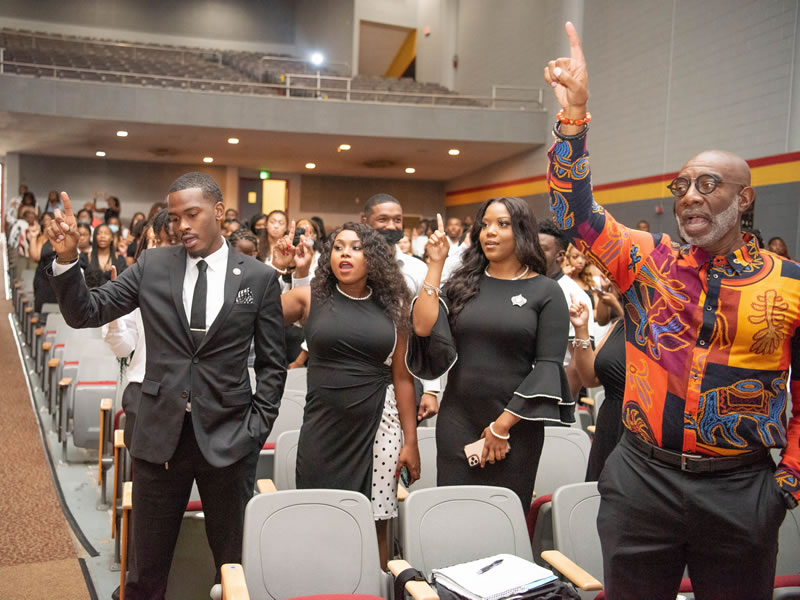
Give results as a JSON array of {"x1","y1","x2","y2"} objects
[
  {"x1": 183, "y1": 238, "x2": 228, "y2": 330},
  {"x1": 103, "y1": 309, "x2": 145, "y2": 383},
  {"x1": 555, "y1": 272, "x2": 596, "y2": 366},
  {"x1": 54, "y1": 237, "x2": 230, "y2": 340},
  {"x1": 394, "y1": 247, "x2": 441, "y2": 395},
  {"x1": 411, "y1": 234, "x2": 427, "y2": 257}
]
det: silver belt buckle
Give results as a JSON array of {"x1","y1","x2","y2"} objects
[{"x1": 681, "y1": 453, "x2": 691, "y2": 471}]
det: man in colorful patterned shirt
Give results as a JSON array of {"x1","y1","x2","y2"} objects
[{"x1": 545, "y1": 22, "x2": 798, "y2": 600}]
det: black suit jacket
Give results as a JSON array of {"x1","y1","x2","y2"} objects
[{"x1": 48, "y1": 244, "x2": 287, "y2": 468}]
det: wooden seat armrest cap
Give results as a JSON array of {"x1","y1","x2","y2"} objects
[
  {"x1": 220, "y1": 564, "x2": 250, "y2": 600},
  {"x1": 256, "y1": 479, "x2": 277, "y2": 494},
  {"x1": 586, "y1": 425, "x2": 596, "y2": 434},
  {"x1": 58, "y1": 377, "x2": 73, "y2": 387},
  {"x1": 387, "y1": 560, "x2": 439, "y2": 600},
  {"x1": 30, "y1": 317, "x2": 39, "y2": 324},
  {"x1": 540, "y1": 551, "x2": 603, "y2": 591},
  {"x1": 114, "y1": 429, "x2": 125, "y2": 448},
  {"x1": 25, "y1": 307, "x2": 33, "y2": 313},
  {"x1": 35, "y1": 327, "x2": 44, "y2": 336},
  {"x1": 397, "y1": 484, "x2": 409, "y2": 502},
  {"x1": 122, "y1": 482, "x2": 133, "y2": 510},
  {"x1": 42, "y1": 342, "x2": 52, "y2": 351},
  {"x1": 580, "y1": 396, "x2": 594, "y2": 406},
  {"x1": 48, "y1": 357, "x2": 59, "y2": 367},
  {"x1": 100, "y1": 398, "x2": 113, "y2": 411}
]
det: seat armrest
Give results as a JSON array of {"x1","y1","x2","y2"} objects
[
  {"x1": 48, "y1": 357, "x2": 59, "y2": 368},
  {"x1": 580, "y1": 396, "x2": 594, "y2": 406},
  {"x1": 122, "y1": 481, "x2": 133, "y2": 510},
  {"x1": 58, "y1": 377, "x2": 73, "y2": 387},
  {"x1": 586, "y1": 425, "x2": 596, "y2": 434},
  {"x1": 388, "y1": 560, "x2": 439, "y2": 600},
  {"x1": 35, "y1": 327, "x2": 44, "y2": 336},
  {"x1": 100, "y1": 398, "x2": 113, "y2": 411},
  {"x1": 114, "y1": 429, "x2": 125, "y2": 449},
  {"x1": 540, "y1": 550, "x2": 603, "y2": 591},
  {"x1": 256, "y1": 479, "x2": 277, "y2": 494},
  {"x1": 42, "y1": 342, "x2": 52, "y2": 351},
  {"x1": 219, "y1": 563, "x2": 250, "y2": 600}
]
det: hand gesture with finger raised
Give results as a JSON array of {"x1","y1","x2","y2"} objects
[
  {"x1": 424, "y1": 213, "x2": 450, "y2": 266},
  {"x1": 46, "y1": 192, "x2": 80, "y2": 261},
  {"x1": 272, "y1": 219, "x2": 297, "y2": 271},
  {"x1": 544, "y1": 22, "x2": 590, "y2": 131}
]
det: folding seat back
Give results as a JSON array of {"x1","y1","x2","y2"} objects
[
  {"x1": 72, "y1": 341, "x2": 120, "y2": 449},
  {"x1": 273, "y1": 429, "x2": 300, "y2": 490},
  {"x1": 535, "y1": 427, "x2": 592, "y2": 497},
  {"x1": 408, "y1": 426, "x2": 436, "y2": 492},
  {"x1": 240, "y1": 489, "x2": 384, "y2": 599},
  {"x1": 549, "y1": 482, "x2": 603, "y2": 598},
  {"x1": 402, "y1": 485, "x2": 532, "y2": 580}
]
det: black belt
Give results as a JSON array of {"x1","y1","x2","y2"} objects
[{"x1": 624, "y1": 430, "x2": 769, "y2": 473}]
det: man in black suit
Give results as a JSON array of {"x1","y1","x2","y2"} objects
[{"x1": 46, "y1": 172, "x2": 286, "y2": 599}]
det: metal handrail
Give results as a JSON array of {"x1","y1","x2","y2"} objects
[{"x1": 0, "y1": 57, "x2": 545, "y2": 111}]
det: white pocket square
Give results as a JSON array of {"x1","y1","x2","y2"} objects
[{"x1": 235, "y1": 288, "x2": 254, "y2": 304}]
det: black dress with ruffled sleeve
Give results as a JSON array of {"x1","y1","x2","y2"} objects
[{"x1": 407, "y1": 273, "x2": 573, "y2": 506}]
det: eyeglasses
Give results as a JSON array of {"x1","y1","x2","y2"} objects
[{"x1": 666, "y1": 174, "x2": 746, "y2": 198}]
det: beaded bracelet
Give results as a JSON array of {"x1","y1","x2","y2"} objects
[
  {"x1": 572, "y1": 338, "x2": 592, "y2": 349},
  {"x1": 489, "y1": 421, "x2": 510, "y2": 440},
  {"x1": 556, "y1": 109, "x2": 592, "y2": 126}
]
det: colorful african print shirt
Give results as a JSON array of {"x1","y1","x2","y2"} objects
[{"x1": 548, "y1": 130, "x2": 800, "y2": 503}]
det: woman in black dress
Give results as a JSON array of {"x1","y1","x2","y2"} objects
[
  {"x1": 82, "y1": 223, "x2": 127, "y2": 289},
  {"x1": 410, "y1": 199, "x2": 573, "y2": 508},
  {"x1": 281, "y1": 223, "x2": 421, "y2": 565},
  {"x1": 567, "y1": 297, "x2": 626, "y2": 481}
]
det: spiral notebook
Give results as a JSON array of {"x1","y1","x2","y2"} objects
[{"x1": 432, "y1": 553, "x2": 557, "y2": 600}]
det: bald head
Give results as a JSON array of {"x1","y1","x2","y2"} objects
[{"x1": 682, "y1": 150, "x2": 751, "y2": 187}]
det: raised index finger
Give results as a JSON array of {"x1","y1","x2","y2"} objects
[
  {"x1": 286, "y1": 219, "x2": 296, "y2": 245},
  {"x1": 60, "y1": 192, "x2": 74, "y2": 218},
  {"x1": 437, "y1": 213, "x2": 444, "y2": 232},
  {"x1": 565, "y1": 21, "x2": 585, "y2": 63}
]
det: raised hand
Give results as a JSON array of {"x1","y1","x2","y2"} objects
[
  {"x1": 568, "y1": 292, "x2": 590, "y2": 329},
  {"x1": 272, "y1": 219, "x2": 297, "y2": 271},
  {"x1": 46, "y1": 192, "x2": 80, "y2": 260},
  {"x1": 293, "y1": 234, "x2": 314, "y2": 278},
  {"x1": 424, "y1": 213, "x2": 450, "y2": 265},
  {"x1": 544, "y1": 22, "x2": 589, "y2": 118}
]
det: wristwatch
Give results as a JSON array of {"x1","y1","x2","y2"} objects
[{"x1": 782, "y1": 490, "x2": 798, "y2": 510}]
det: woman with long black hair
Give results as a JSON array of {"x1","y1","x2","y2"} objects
[
  {"x1": 281, "y1": 222, "x2": 420, "y2": 566},
  {"x1": 83, "y1": 223, "x2": 127, "y2": 288},
  {"x1": 410, "y1": 198, "x2": 573, "y2": 508}
]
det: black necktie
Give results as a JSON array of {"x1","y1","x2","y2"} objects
[{"x1": 190, "y1": 259, "x2": 208, "y2": 347}]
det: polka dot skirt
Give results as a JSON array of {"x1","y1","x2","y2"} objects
[{"x1": 371, "y1": 384, "x2": 401, "y2": 521}]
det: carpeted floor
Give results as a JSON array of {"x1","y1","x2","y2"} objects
[{"x1": 0, "y1": 262, "x2": 89, "y2": 599}]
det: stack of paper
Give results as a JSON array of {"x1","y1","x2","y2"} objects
[{"x1": 432, "y1": 553, "x2": 557, "y2": 600}]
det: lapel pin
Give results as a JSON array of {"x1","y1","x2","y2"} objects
[
  {"x1": 511, "y1": 294, "x2": 527, "y2": 307},
  {"x1": 233, "y1": 267, "x2": 242, "y2": 275}
]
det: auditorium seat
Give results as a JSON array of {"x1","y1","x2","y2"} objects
[
  {"x1": 528, "y1": 427, "x2": 592, "y2": 565},
  {"x1": 214, "y1": 489, "x2": 403, "y2": 600},
  {"x1": 255, "y1": 367, "x2": 306, "y2": 481},
  {"x1": 400, "y1": 485, "x2": 533, "y2": 581}
]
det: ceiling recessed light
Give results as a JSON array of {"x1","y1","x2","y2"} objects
[
  {"x1": 203, "y1": 157, "x2": 214, "y2": 163},
  {"x1": 448, "y1": 148, "x2": 460, "y2": 156},
  {"x1": 305, "y1": 162, "x2": 316, "y2": 169},
  {"x1": 116, "y1": 130, "x2": 128, "y2": 137},
  {"x1": 338, "y1": 144, "x2": 351, "y2": 151},
  {"x1": 96, "y1": 151, "x2": 106, "y2": 157},
  {"x1": 227, "y1": 137, "x2": 239, "y2": 144},
  {"x1": 310, "y1": 52, "x2": 325, "y2": 66},
  {"x1": 405, "y1": 167, "x2": 416, "y2": 174}
]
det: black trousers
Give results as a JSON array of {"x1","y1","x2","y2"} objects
[
  {"x1": 125, "y1": 413, "x2": 259, "y2": 600},
  {"x1": 597, "y1": 433, "x2": 787, "y2": 600}
]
